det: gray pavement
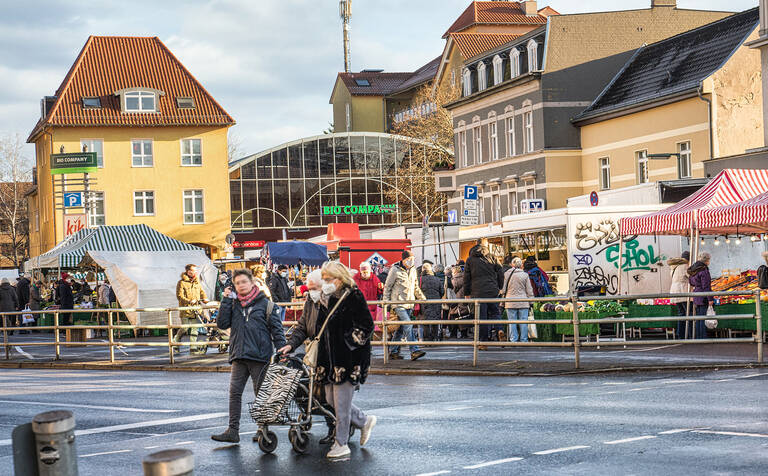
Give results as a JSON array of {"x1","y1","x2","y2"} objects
[{"x1": 1, "y1": 367, "x2": 767, "y2": 475}]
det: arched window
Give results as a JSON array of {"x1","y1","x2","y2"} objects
[
  {"x1": 492, "y1": 55, "x2": 503, "y2": 86},
  {"x1": 527, "y1": 40, "x2": 539, "y2": 72},
  {"x1": 477, "y1": 62, "x2": 487, "y2": 92},
  {"x1": 510, "y1": 49, "x2": 521, "y2": 78},
  {"x1": 462, "y1": 68, "x2": 472, "y2": 96}
]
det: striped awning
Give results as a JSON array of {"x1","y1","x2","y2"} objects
[
  {"x1": 621, "y1": 169, "x2": 768, "y2": 236},
  {"x1": 698, "y1": 192, "x2": 768, "y2": 234},
  {"x1": 32, "y1": 224, "x2": 202, "y2": 269}
]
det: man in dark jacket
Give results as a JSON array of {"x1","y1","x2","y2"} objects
[
  {"x1": 212, "y1": 268, "x2": 286, "y2": 444},
  {"x1": 57, "y1": 273, "x2": 75, "y2": 326},
  {"x1": 464, "y1": 240, "x2": 504, "y2": 343},
  {"x1": 0, "y1": 278, "x2": 19, "y2": 335},
  {"x1": 267, "y1": 264, "x2": 292, "y2": 321},
  {"x1": 688, "y1": 252, "x2": 713, "y2": 339},
  {"x1": 16, "y1": 274, "x2": 30, "y2": 310}
]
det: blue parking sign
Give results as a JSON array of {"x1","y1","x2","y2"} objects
[
  {"x1": 63, "y1": 192, "x2": 83, "y2": 208},
  {"x1": 464, "y1": 185, "x2": 478, "y2": 200},
  {"x1": 447, "y1": 210, "x2": 458, "y2": 223}
]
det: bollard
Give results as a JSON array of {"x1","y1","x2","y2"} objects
[
  {"x1": 31, "y1": 410, "x2": 78, "y2": 476},
  {"x1": 143, "y1": 448, "x2": 194, "y2": 476}
]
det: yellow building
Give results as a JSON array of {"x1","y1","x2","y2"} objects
[{"x1": 26, "y1": 36, "x2": 235, "y2": 259}]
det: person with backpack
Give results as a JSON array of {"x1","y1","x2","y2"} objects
[
  {"x1": 211, "y1": 268, "x2": 286, "y2": 444},
  {"x1": 758, "y1": 251, "x2": 768, "y2": 290},
  {"x1": 524, "y1": 257, "x2": 553, "y2": 297},
  {"x1": 501, "y1": 257, "x2": 534, "y2": 342}
]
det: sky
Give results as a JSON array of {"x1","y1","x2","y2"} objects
[{"x1": 0, "y1": 0, "x2": 758, "y2": 162}]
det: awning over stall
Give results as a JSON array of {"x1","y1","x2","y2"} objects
[{"x1": 698, "y1": 192, "x2": 768, "y2": 234}]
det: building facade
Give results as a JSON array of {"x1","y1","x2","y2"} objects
[{"x1": 26, "y1": 36, "x2": 235, "y2": 259}]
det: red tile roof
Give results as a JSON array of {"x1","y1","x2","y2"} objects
[
  {"x1": 450, "y1": 32, "x2": 522, "y2": 60},
  {"x1": 29, "y1": 36, "x2": 234, "y2": 141},
  {"x1": 337, "y1": 71, "x2": 414, "y2": 97},
  {"x1": 443, "y1": 1, "x2": 553, "y2": 38},
  {"x1": 390, "y1": 56, "x2": 442, "y2": 94}
]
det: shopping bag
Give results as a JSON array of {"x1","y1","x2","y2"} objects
[
  {"x1": 705, "y1": 304, "x2": 718, "y2": 329},
  {"x1": 528, "y1": 309, "x2": 538, "y2": 339},
  {"x1": 21, "y1": 305, "x2": 35, "y2": 325}
]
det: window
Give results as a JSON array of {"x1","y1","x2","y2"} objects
[
  {"x1": 345, "y1": 103, "x2": 351, "y2": 130},
  {"x1": 492, "y1": 55, "x2": 503, "y2": 85},
  {"x1": 181, "y1": 139, "x2": 202, "y2": 166},
  {"x1": 131, "y1": 139, "x2": 153, "y2": 167},
  {"x1": 677, "y1": 141, "x2": 692, "y2": 178},
  {"x1": 124, "y1": 91, "x2": 156, "y2": 112},
  {"x1": 527, "y1": 40, "x2": 538, "y2": 72},
  {"x1": 489, "y1": 120, "x2": 498, "y2": 161},
  {"x1": 80, "y1": 139, "x2": 104, "y2": 168},
  {"x1": 524, "y1": 179, "x2": 536, "y2": 200},
  {"x1": 508, "y1": 191, "x2": 518, "y2": 215},
  {"x1": 473, "y1": 125, "x2": 482, "y2": 164},
  {"x1": 354, "y1": 78, "x2": 370, "y2": 87},
  {"x1": 183, "y1": 190, "x2": 204, "y2": 224},
  {"x1": 506, "y1": 116, "x2": 516, "y2": 157},
  {"x1": 176, "y1": 97, "x2": 195, "y2": 109},
  {"x1": 524, "y1": 111, "x2": 534, "y2": 153},
  {"x1": 133, "y1": 191, "x2": 155, "y2": 216},
  {"x1": 492, "y1": 192, "x2": 501, "y2": 222},
  {"x1": 88, "y1": 192, "x2": 105, "y2": 226},
  {"x1": 636, "y1": 150, "x2": 649, "y2": 184},
  {"x1": 462, "y1": 69, "x2": 472, "y2": 96},
  {"x1": 510, "y1": 49, "x2": 521, "y2": 78},
  {"x1": 477, "y1": 62, "x2": 487, "y2": 92},
  {"x1": 458, "y1": 130, "x2": 467, "y2": 167},
  {"x1": 82, "y1": 97, "x2": 101, "y2": 109},
  {"x1": 599, "y1": 157, "x2": 611, "y2": 190}
]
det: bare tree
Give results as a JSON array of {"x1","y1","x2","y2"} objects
[
  {"x1": 228, "y1": 129, "x2": 244, "y2": 163},
  {"x1": 0, "y1": 133, "x2": 33, "y2": 268}
]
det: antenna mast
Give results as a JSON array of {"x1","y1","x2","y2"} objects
[{"x1": 339, "y1": 0, "x2": 352, "y2": 72}]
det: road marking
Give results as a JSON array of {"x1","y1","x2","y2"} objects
[
  {"x1": 533, "y1": 445, "x2": 590, "y2": 455},
  {"x1": 144, "y1": 446, "x2": 160, "y2": 449},
  {"x1": 658, "y1": 429, "x2": 692, "y2": 435},
  {"x1": 735, "y1": 373, "x2": 765, "y2": 379},
  {"x1": 463, "y1": 457, "x2": 523, "y2": 469},
  {"x1": 715, "y1": 378, "x2": 735, "y2": 382},
  {"x1": 415, "y1": 471, "x2": 451, "y2": 476},
  {"x1": 445, "y1": 406, "x2": 480, "y2": 411},
  {"x1": 506, "y1": 384, "x2": 534, "y2": 387},
  {"x1": 602, "y1": 382, "x2": 627, "y2": 386},
  {"x1": 659, "y1": 379, "x2": 702, "y2": 384},
  {"x1": 629, "y1": 388, "x2": 653, "y2": 392},
  {"x1": 693, "y1": 430, "x2": 768, "y2": 438},
  {"x1": 0, "y1": 399, "x2": 179, "y2": 413},
  {"x1": 80, "y1": 449, "x2": 132, "y2": 458},
  {"x1": 545, "y1": 396, "x2": 576, "y2": 401},
  {"x1": 14, "y1": 346, "x2": 34, "y2": 359},
  {"x1": 604, "y1": 436, "x2": 657, "y2": 445},
  {"x1": 175, "y1": 440, "x2": 194, "y2": 445}
]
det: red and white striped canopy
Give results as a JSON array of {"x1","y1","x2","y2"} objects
[
  {"x1": 698, "y1": 192, "x2": 768, "y2": 234},
  {"x1": 620, "y1": 169, "x2": 768, "y2": 236}
]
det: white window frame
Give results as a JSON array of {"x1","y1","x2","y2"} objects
[
  {"x1": 462, "y1": 69, "x2": 472, "y2": 96},
  {"x1": 131, "y1": 139, "x2": 153, "y2": 167},
  {"x1": 506, "y1": 115, "x2": 515, "y2": 157},
  {"x1": 510, "y1": 49, "x2": 521, "y2": 78},
  {"x1": 523, "y1": 110, "x2": 534, "y2": 153},
  {"x1": 133, "y1": 190, "x2": 155, "y2": 217},
  {"x1": 636, "y1": 149, "x2": 649, "y2": 184},
  {"x1": 183, "y1": 189, "x2": 205, "y2": 225},
  {"x1": 124, "y1": 91, "x2": 156, "y2": 112},
  {"x1": 88, "y1": 191, "x2": 105, "y2": 227},
  {"x1": 523, "y1": 178, "x2": 536, "y2": 200},
  {"x1": 677, "y1": 141, "x2": 692, "y2": 179},
  {"x1": 477, "y1": 62, "x2": 487, "y2": 92},
  {"x1": 473, "y1": 124, "x2": 483, "y2": 164},
  {"x1": 599, "y1": 157, "x2": 611, "y2": 190},
  {"x1": 508, "y1": 189, "x2": 518, "y2": 215},
  {"x1": 491, "y1": 187, "x2": 501, "y2": 222},
  {"x1": 458, "y1": 130, "x2": 467, "y2": 168},
  {"x1": 527, "y1": 40, "x2": 538, "y2": 72},
  {"x1": 492, "y1": 55, "x2": 503, "y2": 85},
  {"x1": 80, "y1": 138, "x2": 104, "y2": 168},
  {"x1": 181, "y1": 138, "x2": 202, "y2": 166},
  {"x1": 488, "y1": 118, "x2": 498, "y2": 161}
]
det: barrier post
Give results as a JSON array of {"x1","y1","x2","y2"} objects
[
  {"x1": 756, "y1": 289, "x2": 763, "y2": 364},
  {"x1": 108, "y1": 311, "x2": 115, "y2": 363},
  {"x1": 54, "y1": 312, "x2": 61, "y2": 361},
  {"x1": 3, "y1": 315, "x2": 8, "y2": 360},
  {"x1": 472, "y1": 299, "x2": 480, "y2": 367},
  {"x1": 167, "y1": 310, "x2": 175, "y2": 365},
  {"x1": 571, "y1": 294, "x2": 581, "y2": 369},
  {"x1": 382, "y1": 304, "x2": 389, "y2": 365}
]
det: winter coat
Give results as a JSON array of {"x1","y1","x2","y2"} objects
[
  {"x1": 29, "y1": 284, "x2": 42, "y2": 311},
  {"x1": 449, "y1": 267, "x2": 471, "y2": 319},
  {"x1": 354, "y1": 273, "x2": 381, "y2": 315},
  {"x1": 463, "y1": 246, "x2": 504, "y2": 298},
  {"x1": 688, "y1": 261, "x2": 713, "y2": 306},
  {"x1": 217, "y1": 291, "x2": 286, "y2": 363},
  {"x1": 16, "y1": 277, "x2": 30, "y2": 308},
  {"x1": 668, "y1": 258, "x2": 690, "y2": 304},
  {"x1": 267, "y1": 274, "x2": 292, "y2": 303},
  {"x1": 286, "y1": 297, "x2": 326, "y2": 351},
  {"x1": 0, "y1": 283, "x2": 19, "y2": 313},
  {"x1": 501, "y1": 268, "x2": 534, "y2": 309},
  {"x1": 98, "y1": 284, "x2": 111, "y2": 306},
  {"x1": 383, "y1": 262, "x2": 426, "y2": 309},
  {"x1": 316, "y1": 286, "x2": 373, "y2": 386},
  {"x1": 176, "y1": 273, "x2": 208, "y2": 319},
  {"x1": 419, "y1": 274, "x2": 444, "y2": 321},
  {"x1": 57, "y1": 280, "x2": 74, "y2": 310}
]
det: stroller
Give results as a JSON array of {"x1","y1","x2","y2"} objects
[
  {"x1": 248, "y1": 353, "x2": 354, "y2": 454},
  {"x1": 197, "y1": 309, "x2": 229, "y2": 354}
]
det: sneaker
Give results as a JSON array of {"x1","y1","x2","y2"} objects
[
  {"x1": 211, "y1": 427, "x2": 240, "y2": 443},
  {"x1": 326, "y1": 442, "x2": 351, "y2": 459},
  {"x1": 360, "y1": 415, "x2": 377, "y2": 446},
  {"x1": 410, "y1": 350, "x2": 426, "y2": 361},
  {"x1": 388, "y1": 353, "x2": 403, "y2": 360}
]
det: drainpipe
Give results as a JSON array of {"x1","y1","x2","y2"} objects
[{"x1": 697, "y1": 84, "x2": 714, "y2": 161}]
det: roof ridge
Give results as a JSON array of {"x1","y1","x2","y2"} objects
[{"x1": 640, "y1": 6, "x2": 758, "y2": 50}]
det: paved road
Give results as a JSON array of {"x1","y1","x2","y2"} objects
[{"x1": 1, "y1": 368, "x2": 767, "y2": 475}]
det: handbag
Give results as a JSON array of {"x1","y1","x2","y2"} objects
[
  {"x1": 303, "y1": 289, "x2": 350, "y2": 368},
  {"x1": 705, "y1": 304, "x2": 718, "y2": 329},
  {"x1": 22, "y1": 305, "x2": 35, "y2": 325},
  {"x1": 527, "y1": 308, "x2": 538, "y2": 339}
]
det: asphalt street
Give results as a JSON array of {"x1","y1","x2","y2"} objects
[{"x1": 0, "y1": 368, "x2": 766, "y2": 475}]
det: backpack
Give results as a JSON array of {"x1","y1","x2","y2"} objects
[
  {"x1": 527, "y1": 268, "x2": 553, "y2": 297},
  {"x1": 758, "y1": 265, "x2": 768, "y2": 290}
]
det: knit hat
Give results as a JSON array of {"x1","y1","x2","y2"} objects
[
  {"x1": 402, "y1": 250, "x2": 414, "y2": 260},
  {"x1": 681, "y1": 251, "x2": 690, "y2": 261},
  {"x1": 61, "y1": 272, "x2": 70, "y2": 280}
]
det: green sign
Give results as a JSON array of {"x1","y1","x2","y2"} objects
[
  {"x1": 50, "y1": 152, "x2": 98, "y2": 175},
  {"x1": 322, "y1": 204, "x2": 397, "y2": 216}
]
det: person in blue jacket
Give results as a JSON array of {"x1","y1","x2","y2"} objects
[{"x1": 211, "y1": 268, "x2": 286, "y2": 443}]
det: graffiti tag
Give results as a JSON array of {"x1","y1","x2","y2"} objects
[
  {"x1": 603, "y1": 239, "x2": 665, "y2": 272},
  {"x1": 573, "y1": 265, "x2": 618, "y2": 295},
  {"x1": 574, "y1": 254, "x2": 593, "y2": 266}
]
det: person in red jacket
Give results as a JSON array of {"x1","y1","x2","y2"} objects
[{"x1": 353, "y1": 261, "x2": 382, "y2": 317}]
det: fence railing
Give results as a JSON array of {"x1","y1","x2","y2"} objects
[{"x1": 0, "y1": 290, "x2": 763, "y2": 369}]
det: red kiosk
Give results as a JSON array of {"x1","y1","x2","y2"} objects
[{"x1": 319, "y1": 223, "x2": 411, "y2": 270}]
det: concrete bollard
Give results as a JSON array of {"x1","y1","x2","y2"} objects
[
  {"x1": 31, "y1": 410, "x2": 78, "y2": 476},
  {"x1": 143, "y1": 448, "x2": 194, "y2": 476}
]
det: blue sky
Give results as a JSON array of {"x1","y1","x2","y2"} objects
[{"x1": 0, "y1": 0, "x2": 757, "y2": 160}]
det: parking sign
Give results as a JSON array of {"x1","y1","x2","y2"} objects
[{"x1": 464, "y1": 185, "x2": 478, "y2": 200}]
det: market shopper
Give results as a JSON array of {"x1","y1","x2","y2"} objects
[
  {"x1": 0, "y1": 278, "x2": 19, "y2": 335},
  {"x1": 464, "y1": 239, "x2": 504, "y2": 344},
  {"x1": 688, "y1": 252, "x2": 713, "y2": 339},
  {"x1": 354, "y1": 261, "x2": 382, "y2": 318},
  {"x1": 251, "y1": 264, "x2": 271, "y2": 299},
  {"x1": 448, "y1": 261, "x2": 471, "y2": 339},
  {"x1": 758, "y1": 251, "x2": 768, "y2": 289},
  {"x1": 174, "y1": 264, "x2": 208, "y2": 354},
  {"x1": 267, "y1": 265, "x2": 291, "y2": 321},
  {"x1": 57, "y1": 273, "x2": 75, "y2": 326},
  {"x1": 501, "y1": 257, "x2": 534, "y2": 343},
  {"x1": 419, "y1": 263, "x2": 444, "y2": 341},
  {"x1": 211, "y1": 269, "x2": 286, "y2": 444},
  {"x1": 383, "y1": 250, "x2": 427, "y2": 361},
  {"x1": 524, "y1": 256, "x2": 553, "y2": 297},
  {"x1": 669, "y1": 251, "x2": 692, "y2": 339}
]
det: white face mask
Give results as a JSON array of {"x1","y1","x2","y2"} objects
[
  {"x1": 322, "y1": 282, "x2": 337, "y2": 295},
  {"x1": 280, "y1": 271, "x2": 288, "y2": 278},
  {"x1": 309, "y1": 289, "x2": 322, "y2": 302}
]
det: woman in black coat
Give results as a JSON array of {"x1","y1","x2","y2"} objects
[
  {"x1": 317, "y1": 261, "x2": 377, "y2": 459},
  {"x1": 419, "y1": 263, "x2": 444, "y2": 341}
]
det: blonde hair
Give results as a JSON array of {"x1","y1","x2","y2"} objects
[
  {"x1": 250, "y1": 264, "x2": 266, "y2": 280},
  {"x1": 422, "y1": 262, "x2": 433, "y2": 275},
  {"x1": 321, "y1": 261, "x2": 355, "y2": 288},
  {"x1": 762, "y1": 251, "x2": 768, "y2": 265}
]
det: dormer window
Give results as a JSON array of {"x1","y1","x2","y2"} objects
[
  {"x1": 176, "y1": 97, "x2": 196, "y2": 109},
  {"x1": 462, "y1": 68, "x2": 472, "y2": 96},
  {"x1": 510, "y1": 49, "x2": 521, "y2": 78},
  {"x1": 492, "y1": 55, "x2": 503, "y2": 86},
  {"x1": 82, "y1": 97, "x2": 101, "y2": 109},
  {"x1": 527, "y1": 40, "x2": 539, "y2": 72},
  {"x1": 114, "y1": 88, "x2": 164, "y2": 113},
  {"x1": 477, "y1": 62, "x2": 487, "y2": 92}
]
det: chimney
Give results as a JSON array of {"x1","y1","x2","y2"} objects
[
  {"x1": 523, "y1": 1, "x2": 537, "y2": 16},
  {"x1": 651, "y1": 0, "x2": 677, "y2": 7}
]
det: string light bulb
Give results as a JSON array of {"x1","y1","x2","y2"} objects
[
  {"x1": 725, "y1": 237, "x2": 731, "y2": 244},
  {"x1": 736, "y1": 237, "x2": 742, "y2": 245},
  {"x1": 714, "y1": 238, "x2": 720, "y2": 246},
  {"x1": 763, "y1": 234, "x2": 768, "y2": 241},
  {"x1": 700, "y1": 238, "x2": 706, "y2": 245}
]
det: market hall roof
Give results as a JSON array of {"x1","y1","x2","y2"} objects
[
  {"x1": 28, "y1": 35, "x2": 235, "y2": 141},
  {"x1": 442, "y1": 1, "x2": 554, "y2": 38},
  {"x1": 573, "y1": 8, "x2": 759, "y2": 124}
]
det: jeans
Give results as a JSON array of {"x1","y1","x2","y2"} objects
[
  {"x1": 694, "y1": 304, "x2": 710, "y2": 339},
  {"x1": 228, "y1": 359, "x2": 266, "y2": 431},
  {"x1": 506, "y1": 308, "x2": 529, "y2": 342},
  {"x1": 479, "y1": 302, "x2": 501, "y2": 341},
  {"x1": 174, "y1": 317, "x2": 201, "y2": 352},
  {"x1": 277, "y1": 306, "x2": 286, "y2": 322},
  {"x1": 390, "y1": 307, "x2": 420, "y2": 354},
  {"x1": 324, "y1": 382, "x2": 368, "y2": 446},
  {"x1": 676, "y1": 302, "x2": 691, "y2": 339}
]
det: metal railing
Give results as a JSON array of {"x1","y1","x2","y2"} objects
[{"x1": 0, "y1": 290, "x2": 763, "y2": 369}]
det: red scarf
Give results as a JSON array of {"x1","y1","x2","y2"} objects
[{"x1": 237, "y1": 285, "x2": 259, "y2": 307}]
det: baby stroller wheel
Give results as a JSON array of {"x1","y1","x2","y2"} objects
[
  {"x1": 289, "y1": 427, "x2": 310, "y2": 454},
  {"x1": 257, "y1": 430, "x2": 278, "y2": 453},
  {"x1": 299, "y1": 413, "x2": 312, "y2": 432}
]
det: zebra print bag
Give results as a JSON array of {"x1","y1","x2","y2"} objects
[{"x1": 249, "y1": 361, "x2": 302, "y2": 425}]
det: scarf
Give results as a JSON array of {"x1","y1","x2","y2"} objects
[{"x1": 237, "y1": 285, "x2": 259, "y2": 308}]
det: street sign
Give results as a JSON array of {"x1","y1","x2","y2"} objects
[
  {"x1": 463, "y1": 185, "x2": 478, "y2": 200},
  {"x1": 520, "y1": 198, "x2": 545, "y2": 213},
  {"x1": 590, "y1": 191, "x2": 599, "y2": 207},
  {"x1": 365, "y1": 252, "x2": 388, "y2": 266},
  {"x1": 446, "y1": 210, "x2": 458, "y2": 223},
  {"x1": 460, "y1": 216, "x2": 479, "y2": 226},
  {"x1": 63, "y1": 214, "x2": 87, "y2": 237},
  {"x1": 50, "y1": 152, "x2": 98, "y2": 175},
  {"x1": 63, "y1": 192, "x2": 83, "y2": 208},
  {"x1": 463, "y1": 208, "x2": 478, "y2": 217},
  {"x1": 463, "y1": 199, "x2": 477, "y2": 210},
  {"x1": 225, "y1": 233, "x2": 236, "y2": 245}
]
